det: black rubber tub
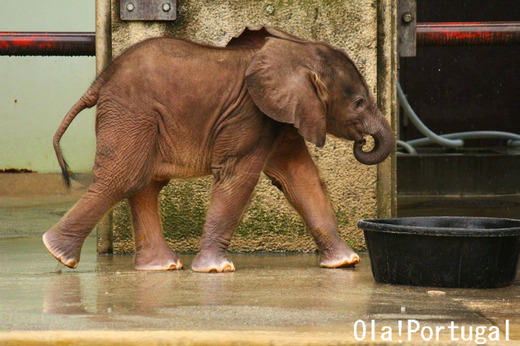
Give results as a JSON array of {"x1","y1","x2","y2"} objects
[{"x1": 358, "y1": 217, "x2": 520, "y2": 288}]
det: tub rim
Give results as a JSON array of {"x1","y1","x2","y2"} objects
[{"x1": 358, "y1": 216, "x2": 520, "y2": 237}]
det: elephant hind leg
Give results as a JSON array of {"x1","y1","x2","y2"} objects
[
  {"x1": 130, "y1": 180, "x2": 183, "y2": 271},
  {"x1": 43, "y1": 182, "x2": 120, "y2": 268},
  {"x1": 43, "y1": 106, "x2": 163, "y2": 268}
]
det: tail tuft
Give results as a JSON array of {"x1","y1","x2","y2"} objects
[{"x1": 59, "y1": 157, "x2": 72, "y2": 189}]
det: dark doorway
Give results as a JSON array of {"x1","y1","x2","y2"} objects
[{"x1": 397, "y1": 1, "x2": 520, "y2": 217}]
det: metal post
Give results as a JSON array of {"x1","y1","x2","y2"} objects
[
  {"x1": 377, "y1": 0, "x2": 398, "y2": 218},
  {"x1": 95, "y1": 0, "x2": 114, "y2": 254}
]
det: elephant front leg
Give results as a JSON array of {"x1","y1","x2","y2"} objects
[
  {"x1": 264, "y1": 130, "x2": 360, "y2": 268},
  {"x1": 129, "y1": 180, "x2": 183, "y2": 271},
  {"x1": 191, "y1": 156, "x2": 264, "y2": 273}
]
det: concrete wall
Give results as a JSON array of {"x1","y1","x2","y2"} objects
[
  {"x1": 107, "y1": 0, "x2": 396, "y2": 253},
  {"x1": 0, "y1": 1, "x2": 96, "y2": 173}
]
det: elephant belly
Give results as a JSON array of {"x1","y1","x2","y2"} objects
[
  {"x1": 152, "y1": 161, "x2": 210, "y2": 180},
  {"x1": 153, "y1": 135, "x2": 212, "y2": 180}
]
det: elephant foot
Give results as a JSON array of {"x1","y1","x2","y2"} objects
[
  {"x1": 134, "y1": 245, "x2": 183, "y2": 271},
  {"x1": 42, "y1": 228, "x2": 83, "y2": 269},
  {"x1": 319, "y1": 243, "x2": 360, "y2": 268},
  {"x1": 191, "y1": 250, "x2": 235, "y2": 273}
]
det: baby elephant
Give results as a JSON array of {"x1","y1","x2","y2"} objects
[{"x1": 43, "y1": 27, "x2": 394, "y2": 272}]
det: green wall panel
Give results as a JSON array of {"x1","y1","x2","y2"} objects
[{"x1": 0, "y1": 1, "x2": 96, "y2": 173}]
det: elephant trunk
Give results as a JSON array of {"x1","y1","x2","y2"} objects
[{"x1": 353, "y1": 114, "x2": 394, "y2": 165}]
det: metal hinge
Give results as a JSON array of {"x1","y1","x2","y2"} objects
[{"x1": 120, "y1": 0, "x2": 177, "y2": 21}]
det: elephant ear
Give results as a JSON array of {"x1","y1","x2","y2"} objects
[
  {"x1": 245, "y1": 37, "x2": 329, "y2": 147},
  {"x1": 227, "y1": 26, "x2": 302, "y2": 48}
]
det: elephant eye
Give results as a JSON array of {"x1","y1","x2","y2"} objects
[{"x1": 354, "y1": 98, "x2": 365, "y2": 111}]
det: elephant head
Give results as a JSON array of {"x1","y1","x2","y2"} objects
[{"x1": 243, "y1": 30, "x2": 394, "y2": 165}]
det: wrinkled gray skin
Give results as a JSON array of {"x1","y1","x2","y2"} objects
[{"x1": 43, "y1": 27, "x2": 394, "y2": 272}]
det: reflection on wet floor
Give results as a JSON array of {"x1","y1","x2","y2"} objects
[
  {"x1": 0, "y1": 236, "x2": 518, "y2": 342},
  {"x1": 0, "y1": 190, "x2": 519, "y2": 343}
]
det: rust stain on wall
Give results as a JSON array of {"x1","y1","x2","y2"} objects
[{"x1": 0, "y1": 168, "x2": 36, "y2": 173}]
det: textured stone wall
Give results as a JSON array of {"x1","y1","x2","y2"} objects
[{"x1": 109, "y1": 0, "x2": 386, "y2": 253}]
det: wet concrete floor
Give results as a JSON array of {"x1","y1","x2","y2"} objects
[{"x1": 1, "y1": 191, "x2": 519, "y2": 344}]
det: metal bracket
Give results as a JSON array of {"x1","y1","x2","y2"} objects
[
  {"x1": 398, "y1": 0, "x2": 416, "y2": 57},
  {"x1": 120, "y1": 0, "x2": 177, "y2": 21}
]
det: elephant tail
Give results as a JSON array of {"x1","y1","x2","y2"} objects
[{"x1": 53, "y1": 80, "x2": 101, "y2": 188}]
